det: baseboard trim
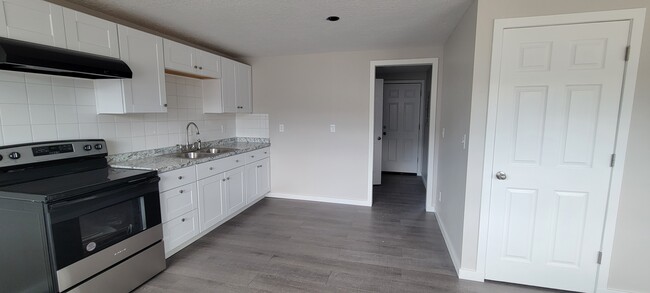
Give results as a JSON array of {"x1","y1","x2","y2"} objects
[
  {"x1": 434, "y1": 212, "x2": 461, "y2": 275},
  {"x1": 458, "y1": 268, "x2": 484, "y2": 282},
  {"x1": 267, "y1": 193, "x2": 371, "y2": 207}
]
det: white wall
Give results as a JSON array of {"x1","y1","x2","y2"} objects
[
  {"x1": 0, "y1": 71, "x2": 236, "y2": 153},
  {"x1": 247, "y1": 46, "x2": 442, "y2": 203},
  {"x1": 436, "y1": 0, "x2": 478, "y2": 271},
  {"x1": 461, "y1": 1, "x2": 650, "y2": 292}
]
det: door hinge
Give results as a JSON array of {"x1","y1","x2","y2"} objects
[
  {"x1": 625, "y1": 46, "x2": 631, "y2": 61},
  {"x1": 597, "y1": 251, "x2": 603, "y2": 264},
  {"x1": 610, "y1": 154, "x2": 616, "y2": 167}
]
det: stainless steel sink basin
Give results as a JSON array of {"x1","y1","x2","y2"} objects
[
  {"x1": 169, "y1": 151, "x2": 201, "y2": 159},
  {"x1": 199, "y1": 147, "x2": 237, "y2": 154}
]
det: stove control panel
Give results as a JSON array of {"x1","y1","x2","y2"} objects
[{"x1": 0, "y1": 140, "x2": 107, "y2": 168}]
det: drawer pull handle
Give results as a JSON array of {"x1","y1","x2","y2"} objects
[
  {"x1": 181, "y1": 218, "x2": 186, "y2": 222},
  {"x1": 179, "y1": 190, "x2": 184, "y2": 194},
  {"x1": 209, "y1": 167, "x2": 214, "y2": 170},
  {"x1": 178, "y1": 176, "x2": 183, "y2": 180}
]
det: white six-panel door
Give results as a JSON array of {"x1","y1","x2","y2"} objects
[
  {"x1": 485, "y1": 21, "x2": 630, "y2": 292},
  {"x1": 382, "y1": 83, "x2": 421, "y2": 173},
  {"x1": 373, "y1": 79, "x2": 384, "y2": 184}
]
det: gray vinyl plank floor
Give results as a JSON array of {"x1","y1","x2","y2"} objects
[{"x1": 136, "y1": 174, "x2": 560, "y2": 292}]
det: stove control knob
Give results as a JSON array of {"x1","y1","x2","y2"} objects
[
  {"x1": 83, "y1": 145, "x2": 92, "y2": 151},
  {"x1": 94, "y1": 144, "x2": 103, "y2": 150},
  {"x1": 8, "y1": 152, "x2": 20, "y2": 160}
]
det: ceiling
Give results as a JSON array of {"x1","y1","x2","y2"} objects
[{"x1": 57, "y1": 0, "x2": 472, "y2": 58}]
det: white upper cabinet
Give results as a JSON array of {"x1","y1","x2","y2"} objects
[
  {"x1": 62, "y1": 8, "x2": 119, "y2": 58},
  {"x1": 0, "y1": 0, "x2": 66, "y2": 48},
  {"x1": 235, "y1": 62, "x2": 252, "y2": 112},
  {"x1": 163, "y1": 39, "x2": 221, "y2": 78},
  {"x1": 195, "y1": 49, "x2": 221, "y2": 78},
  {"x1": 204, "y1": 57, "x2": 251, "y2": 113},
  {"x1": 95, "y1": 25, "x2": 167, "y2": 113}
]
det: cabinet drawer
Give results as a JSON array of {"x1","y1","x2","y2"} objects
[
  {"x1": 196, "y1": 153, "x2": 246, "y2": 180},
  {"x1": 245, "y1": 148, "x2": 270, "y2": 164},
  {"x1": 159, "y1": 166, "x2": 197, "y2": 192},
  {"x1": 160, "y1": 182, "x2": 197, "y2": 223},
  {"x1": 162, "y1": 209, "x2": 199, "y2": 256}
]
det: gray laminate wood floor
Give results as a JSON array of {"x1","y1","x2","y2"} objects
[{"x1": 136, "y1": 174, "x2": 560, "y2": 292}]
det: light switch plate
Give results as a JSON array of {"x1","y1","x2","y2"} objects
[
  {"x1": 279, "y1": 124, "x2": 285, "y2": 132},
  {"x1": 330, "y1": 124, "x2": 336, "y2": 133}
]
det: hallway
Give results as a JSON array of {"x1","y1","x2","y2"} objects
[{"x1": 137, "y1": 174, "x2": 558, "y2": 292}]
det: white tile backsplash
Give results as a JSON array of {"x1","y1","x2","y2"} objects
[
  {"x1": 236, "y1": 113, "x2": 270, "y2": 138},
  {"x1": 0, "y1": 71, "x2": 239, "y2": 154}
]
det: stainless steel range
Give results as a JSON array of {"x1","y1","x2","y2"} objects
[{"x1": 0, "y1": 140, "x2": 165, "y2": 293}]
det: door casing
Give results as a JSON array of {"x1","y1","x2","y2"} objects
[
  {"x1": 472, "y1": 9, "x2": 646, "y2": 293},
  {"x1": 368, "y1": 58, "x2": 439, "y2": 210}
]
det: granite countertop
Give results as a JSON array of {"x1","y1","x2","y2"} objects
[{"x1": 109, "y1": 138, "x2": 270, "y2": 173}]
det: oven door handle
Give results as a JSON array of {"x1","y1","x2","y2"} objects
[{"x1": 48, "y1": 176, "x2": 160, "y2": 223}]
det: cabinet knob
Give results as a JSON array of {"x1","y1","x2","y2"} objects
[
  {"x1": 227, "y1": 177, "x2": 230, "y2": 180},
  {"x1": 199, "y1": 66, "x2": 203, "y2": 70},
  {"x1": 164, "y1": 104, "x2": 168, "y2": 107},
  {"x1": 178, "y1": 176, "x2": 183, "y2": 180},
  {"x1": 181, "y1": 218, "x2": 186, "y2": 222},
  {"x1": 236, "y1": 160, "x2": 239, "y2": 163},
  {"x1": 194, "y1": 65, "x2": 198, "y2": 69},
  {"x1": 222, "y1": 178, "x2": 226, "y2": 182},
  {"x1": 209, "y1": 167, "x2": 214, "y2": 170},
  {"x1": 179, "y1": 190, "x2": 184, "y2": 194},
  {"x1": 264, "y1": 152, "x2": 267, "y2": 154},
  {"x1": 251, "y1": 155, "x2": 255, "y2": 158},
  {"x1": 257, "y1": 165, "x2": 262, "y2": 168}
]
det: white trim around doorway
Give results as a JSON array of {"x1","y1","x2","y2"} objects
[
  {"x1": 473, "y1": 9, "x2": 646, "y2": 293},
  {"x1": 368, "y1": 58, "x2": 439, "y2": 211}
]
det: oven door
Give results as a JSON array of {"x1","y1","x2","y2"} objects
[{"x1": 48, "y1": 176, "x2": 161, "y2": 272}]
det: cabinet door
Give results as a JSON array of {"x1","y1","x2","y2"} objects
[
  {"x1": 63, "y1": 8, "x2": 119, "y2": 58},
  {"x1": 118, "y1": 25, "x2": 167, "y2": 113},
  {"x1": 256, "y1": 157, "x2": 271, "y2": 197},
  {"x1": 235, "y1": 62, "x2": 252, "y2": 113},
  {"x1": 225, "y1": 166, "x2": 246, "y2": 215},
  {"x1": 195, "y1": 49, "x2": 221, "y2": 78},
  {"x1": 0, "y1": 0, "x2": 66, "y2": 48},
  {"x1": 221, "y1": 57, "x2": 237, "y2": 113},
  {"x1": 163, "y1": 39, "x2": 195, "y2": 74},
  {"x1": 244, "y1": 163, "x2": 258, "y2": 204},
  {"x1": 162, "y1": 209, "x2": 199, "y2": 257},
  {"x1": 197, "y1": 173, "x2": 225, "y2": 230}
]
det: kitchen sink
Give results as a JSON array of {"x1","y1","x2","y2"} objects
[
  {"x1": 199, "y1": 147, "x2": 238, "y2": 154},
  {"x1": 165, "y1": 147, "x2": 238, "y2": 159}
]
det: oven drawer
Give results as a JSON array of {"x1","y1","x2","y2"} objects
[
  {"x1": 244, "y1": 148, "x2": 270, "y2": 164},
  {"x1": 159, "y1": 166, "x2": 197, "y2": 192},
  {"x1": 160, "y1": 182, "x2": 197, "y2": 223},
  {"x1": 162, "y1": 209, "x2": 199, "y2": 256},
  {"x1": 196, "y1": 153, "x2": 245, "y2": 180}
]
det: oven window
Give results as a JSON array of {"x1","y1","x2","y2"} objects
[{"x1": 78, "y1": 198, "x2": 146, "y2": 255}]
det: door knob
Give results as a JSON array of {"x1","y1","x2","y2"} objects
[
  {"x1": 377, "y1": 137, "x2": 382, "y2": 141},
  {"x1": 495, "y1": 171, "x2": 507, "y2": 180}
]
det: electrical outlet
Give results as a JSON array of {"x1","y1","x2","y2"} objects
[
  {"x1": 330, "y1": 124, "x2": 336, "y2": 133},
  {"x1": 279, "y1": 124, "x2": 285, "y2": 133},
  {"x1": 461, "y1": 134, "x2": 467, "y2": 150},
  {"x1": 438, "y1": 191, "x2": 442, "y2": 202}
]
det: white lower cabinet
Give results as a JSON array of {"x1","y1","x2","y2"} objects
[
  {"x1": 197, "y1": 172, "x2": 226, "y2": 229},
  {"x1": 162, "y1": 209, "x2": 199, "y2": 257},
  {"x1": 158, "y1": 147, "x2": 271, "y2": 257},
  {"x1": 224, "y1": 166, "x2": 246, "y2": 215}
]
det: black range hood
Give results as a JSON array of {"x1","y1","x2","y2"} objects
[{"x1": 0, "y1": 37, "x2": 132, "y2": 79}]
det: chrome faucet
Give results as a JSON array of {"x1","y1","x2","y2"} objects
[{"x1": 186, "y1": 122, "x2": 201, "y2": 150}]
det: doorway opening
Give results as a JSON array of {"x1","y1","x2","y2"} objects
[{"x1": 368, "y1": 58, "x2": 439, "y2": 210}]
